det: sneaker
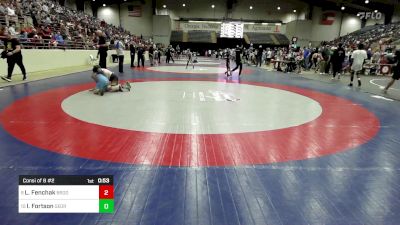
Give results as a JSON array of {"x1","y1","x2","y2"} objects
[
  {"x1": 331, "y1": 77, "x2": 334, "y2": 80},
  {"x1": 338, "y1": 75, "x2": 341, "y2": 80},
  {"x1": 1, "y1": 76, "x2": 11, "y2": 82},
  {"x1": 382, "y1": 89, "x2": 388, "y2": 94},
  {"x1": 22, "y1": 75, "x2": 27, "y2": 81},
  {"x1": 358, "y1": 80, "x2": 361, "y2": 87},
  {"x1": 348, "y1": 83, "x2": 353, "y2": 87},
  {"x1": 99, "y1": 89, "x2": 104, "y2": 96},
  {"x1": 125, "y1": 82, "x2": 131, "y2": 91}
]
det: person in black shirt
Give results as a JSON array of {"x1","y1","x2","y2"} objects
[
  {"x1": 166, "y1": 46, "x2": 172, "y2": 64},
  {"x1": 96, "y1": 30, "x2": 108, "y2": 69},
  {"x1": 383, "y1": 50, "x2": 400, "y2": 94},
  {"x1": 137, "y1": 44, "x2": 145, "y2": 67},
  {"x1": 149, "y1": 45, "x2": 154, "y2": 66},
  {"x1": 224, "y1": 49, "x2": 231, "y2": 76},
  {"x1": 257, "y1": 45, "x2": 263, "y2": 67},
  {"x1": 331, "y1": 43, "x2": 346, "y2": 79},
  {"x1": 231, "y1": 46, "x2": 243, "y2": 76},
  {"x1": 129, "y1": 42, "x2": 136, "y2": 67},
  {"x1": 1, "y1": 30, "x2": 27, "y2": 82}
]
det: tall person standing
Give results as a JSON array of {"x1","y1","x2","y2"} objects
[
  {"x1": 349, "y1": 43, "x2": 367, "y2": 87},
  {"x1": 231, "y1": 45, "x2": 243, "y2": 76},
  {"x1": 129, "y1": 41, "x2": 136, "y2": 67},
  {"x1": 96, "y1": 30, "x2": 108, "y2": 69},
  {"x1": 114, "y1": 36, "x2": 124, "y2": 73},
  {"x1": 1, "y1": 29, "x2": 27, "y2": 82}
]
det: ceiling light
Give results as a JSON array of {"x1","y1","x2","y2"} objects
[
  {"x1": 374, "y1": 10, "x2": 378, "y2": 13},
  {"x1": 182, "y1": 3, "x2": 186, "y2": 7},
  {"x1": 163, "y1": 4, "x2": 166, "y2": 8},
  {"x1": 211, "y1": 5, "x2": 215, "y2": 8},
  {"x1": 365, "y1": 0, "x2": 369, "y2": 3},
  {"x1": 341, "y1": 6, "x2": 345, "y2": 10},
  {"x1": 103, "y1": 3, "x2": 106, "y2": 6},
  {"x1": 293, "y1": 9, "x2": 296, "y2": 13},
  {"x1": 250, "y1": 6, "x2": 253, "y2": 10},
  {"x1": 277, "y1": 6, "x2": 281, "y2": 10}
]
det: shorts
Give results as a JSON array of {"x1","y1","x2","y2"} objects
[
  {"x1": 96, "y1": 74, "x2": 109, "y2": 90},
  {"x1": 109, "y1": 73, "x2": 118, "y2": 84}
]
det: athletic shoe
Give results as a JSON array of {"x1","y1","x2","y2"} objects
[
  {"x1": 125, "y1": 82, "x2": 131, "y2": 91},
  {"x1": 338, "y1": 75, "x2": 341, "y2": 80},
  {"x1": 1, "y1": 76, "x2": 11, "y2": 82},
  {"x1": 382, "y1": 89, "x2": 388, "y2": 94},
  {"x1": 348, "y1": 83, "x2": 353, "y2": 87},
  {"x1": 99, "y1": 89, "x2": 104, "y2": 96},
  {"x1": 358, "y1": 80, "x2": 361, "y2": 87},
  {"x1": 331, "y1": 77, "x2": 334, "y2": 80},
  {"x1": 22, "y1": 75, "x2": 27, "y2": 81}
]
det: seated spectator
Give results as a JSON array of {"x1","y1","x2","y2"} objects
[{"x1": 55, "y1": 32, "x2": 64, "y2": 45}]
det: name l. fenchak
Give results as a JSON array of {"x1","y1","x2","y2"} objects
[{"x1": 31, "y1": 190, "x2": 56, "y2": 195}]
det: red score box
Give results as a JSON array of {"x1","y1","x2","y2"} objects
[{"x1": 99, "y1": 185, "x2": 114, "y2": 199}]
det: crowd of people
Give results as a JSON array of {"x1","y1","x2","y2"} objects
[{"x1": 0, "y1": 0, "x2": 149, "y2": 50}]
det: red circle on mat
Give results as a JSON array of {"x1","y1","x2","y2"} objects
[{"x1": 0, "y1": 78, "x2": 380, "y2": 167}]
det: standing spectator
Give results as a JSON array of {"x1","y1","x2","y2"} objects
[
  {"x1": 349, "y1": 43, "x2": 368, "y2": 87},
  {"x1": 383, "y1": 50, "x2": 400, "y2": 94},
  {"x1": 231, "y1": 45, "x2": 243, "y2": 76},
  {"x1": 256, "y1": 45, "x2": 263, "y2": 67},
  {"x1": 137, "y1": 44, "x2": 145, "y2": 67},
  {"x1": 114, "y1": 36, "x2": 124, "y2": 73},
  {"x1": 129, "y1": 41, "x2": 136, "y2": 67},
  {"x1": 331, "y1": 43, "x2": 345, "y2": 79},
  {"x1": 96, "y1": 30, "x2": 108, "y2": 68},
  {"x1": 1, "y1": 30, "x2": 27, "y2": 82},
  {"x1": 149, "y1": 44, "x2": 154, "y2": 66}
]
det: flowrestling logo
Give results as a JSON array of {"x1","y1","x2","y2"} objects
[{"x1": 358, "y1": 12, "x2": 382, "y2": 20}]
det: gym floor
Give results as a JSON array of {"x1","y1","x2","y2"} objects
[{"x1": 0, "y1": 58, "x2": 400, "y2": 225}]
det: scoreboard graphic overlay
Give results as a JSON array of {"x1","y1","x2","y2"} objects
[{"x1": 19, "y1": 175, "x2": 114, "y2": 213}]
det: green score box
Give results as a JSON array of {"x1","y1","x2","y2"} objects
[{"x1": 99, "y1": 199, "x2": 114, "y2": 213}]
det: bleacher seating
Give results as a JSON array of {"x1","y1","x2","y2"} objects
[
  {"x1": 0, "y1": 0, "x2": 150, "y2": 50},
  {"x1": 273, "y1": 34, "x2": 290, "y2": 45},
  {"x1": 170, "y1": 31, "x2": 183, "y2": 42},
  {"x1": 328, "y1": 22, "x2": 400, "y2": 49},
  {"x1": 245, "y1": 33, "x2": 274, "y2": 45},
  {"x1": 187, "y1": 31, "x2": 212, "y2": 43}
]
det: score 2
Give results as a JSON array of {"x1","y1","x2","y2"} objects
[{"x1": 99, "y1": 185, "x2": 114, "y2": 199}]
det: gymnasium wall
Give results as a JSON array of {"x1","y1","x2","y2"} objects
[
  {"x1": 84, "y1": 1, "x2": 93, "y2": 16},
  {"x1": 64, "y1": 0, "x2": 77, "y2": 10},
  {"x1": 392, "y1": 5, "x2": 400, "y2": 23},
  {"x1": 0, "y1": 50, "x2": 141, "y2": 75},
  {"x1": 159, "y1": 0, "x2": 308, "y2": 23},
  {"x1": 97, "y1": 1, "x2": 153, "y2": 37},
  {"x1": 152, "y1": 15, "x2": 171, "y2": 46},
  {"x1": 97, "y1": 5, "x2": 121, "y2": 28}
]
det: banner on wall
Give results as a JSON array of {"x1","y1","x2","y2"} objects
[
  {"x1": 321, "y1": 11, "x2": 336, "y2": 25},
  {"x1": 128, "y1": 5, "x2": 142, "y2": 17},
  {"x1": 175, "y1": 21, "x2": 284, "y2": 34}
]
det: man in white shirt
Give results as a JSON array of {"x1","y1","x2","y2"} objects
[
  {"x1": 349, "y1": 43, "x2": 368, "y2": 87},
  {"x1": 114, "y1": 36, "x2": 124, "y2": 73}
]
